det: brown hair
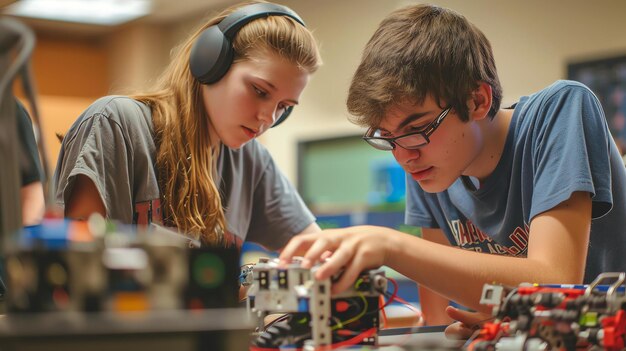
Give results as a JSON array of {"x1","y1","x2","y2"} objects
[
  {"x1": 132, "y1": 1, "x2": 321, "y2": 245},
  {"x1": 347, "y1": 4, "x2": 501, "y2": 127}
]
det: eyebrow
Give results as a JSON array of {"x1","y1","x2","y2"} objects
[
  {"x1": 256, "y1": 78, "x2": 299, "y2": 105},
  {"x1": 396, "y1": 111, "x2": 429, "y2": 131}
]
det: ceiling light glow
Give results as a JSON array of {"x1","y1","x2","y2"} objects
[{"x1": 4, "y1": 0, "x2": 152, "y2": 26}]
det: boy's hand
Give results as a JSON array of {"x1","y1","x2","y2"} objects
[
  {"x1": 279, "y1": 225, "x2": 393, "y2": 294},
  {"x1": 444, "y1": 306, "x2": 492, "y2": 340}
]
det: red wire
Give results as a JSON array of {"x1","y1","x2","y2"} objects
[
  {"x1": 379, "y1": 295, "x2": 388, "y2": 328},
  {"x1": 391, "y1": 294, "x2": 421, "y2": 314},
  {"x1": 250, "y1": 277, "x2": 395, "y2": 351},
  {"x1": 380, "y1": 277, "x2": 399, "y2": 310}
]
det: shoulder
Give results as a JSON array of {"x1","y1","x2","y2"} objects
[
  {"x1": 66, "y1": 96, "x2": 153, "y2": 139},
  {"x1": 546, "y1": 80, "x2": 596, "y2": 99},
  {"x1": 526, "y1": 80, "x2": 598, "y2": 107},
  {"x1": 88, "y1": 96, "x2": 152, "y2": 126},
  {"x1": 515, "y1": 80, "x2": 603, "y2": 124},
  {"x1": 543, "y1": 79, "x2": 592, "y2": 94}
]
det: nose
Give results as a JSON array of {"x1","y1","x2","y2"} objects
[
  {"x1": 258, "y1": 106, "x2": 278, "y2": 127},
  {"x1": 392, "y1": 146, "x2": 420, "y2": 166}
]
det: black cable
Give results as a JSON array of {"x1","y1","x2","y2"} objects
[
  {"x1": 262, "y1": 313, "x2": 290, "y2": 331},
  {"x1": 496, "y1": 287, "x2": 519, "y2": 320},
  {"x1": 252, "y1": 313, "x2": 310, "y2": 348}
]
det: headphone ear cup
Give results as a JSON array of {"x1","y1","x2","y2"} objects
[
  {"x1": 272, "y1": 106, "x2": 293, "y2": 128},
  {"x1": 189, "y1": 26, "x2": 235, "y2": 84}
]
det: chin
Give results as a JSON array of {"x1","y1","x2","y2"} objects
[
  {"x1": 223, "y1": 138, "x2": 249, "y2": 150},
  {"x1": 416, "y1": 178, "x2": 454, "y2": 193},
  {"x1": 417, "y1": 183, "x2": 446, "y2": 193}
]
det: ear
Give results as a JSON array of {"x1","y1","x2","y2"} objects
[{"x1": 467, "y1": 81, "x2": 492, "y2": 121}]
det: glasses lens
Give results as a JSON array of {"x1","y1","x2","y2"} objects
[
  {"x1": 365, "y1": 138, "x2": 394, "y2": 150},
  {"x1": 395, "y1": 134, "x2": 427, "y2": 149}
]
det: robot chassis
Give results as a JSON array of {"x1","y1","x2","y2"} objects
[
  {"x1": 244, "y1": 257, "x2": 388, "y2": 350},
  {"x1": 469, "y1": 272, "x2": 626, "y2": 351}
]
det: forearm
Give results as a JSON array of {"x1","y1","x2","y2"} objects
[
  {"x1": 384, "y1": 230, "x2": 583, "y2": 313},
  {"x1": 21, "y1": 181, "x2": 45, "y2": 226},
  {"x1": 393, "y1": 192, "x2": 590, "y2": 311},
  {"x1": 418, "y1": 284, "x2": 453, "y2": 326}
]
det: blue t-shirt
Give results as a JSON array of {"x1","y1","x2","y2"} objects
[{"x1": 406, "y1": 80, "x2": 626, "y2": 283}]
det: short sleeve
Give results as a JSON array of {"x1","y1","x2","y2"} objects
[
  {"x1": 245, "y1": 158, "x2": 316, "y2": 251},
  {"x1": 53, "y1": 108, "x2": 134, "y2": 223},
  {"x1": 530, "y1": 84, "x2": 612, "y2": 220}
]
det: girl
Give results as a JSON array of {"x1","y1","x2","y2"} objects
[{"x1": 54, "y1": 1, "x2": 322, "y2": 249}]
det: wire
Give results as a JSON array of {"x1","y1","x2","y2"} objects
[
  {"x1": 379, "y1": 295, "x2": 388, "y2": 328},
  {"x1": 380, "y1": 276, "x2": 399, "y2": 310},
  {"x1": 250, "y1": 328, "x2": 376, "y2": 351},
  {"x1": 262, "y1": 313, "x2": 290, "y2": 331},
  {"x1": 363, "y1": 276, "x2": 399, "y2": 317},
  {"x1": 249, "y1": 346, "x2": 288, "y2": 351},
  {"x1": 331, "y1": 292, "x2": 368, "y2": 330},
  {"x1": 328, "y1": 327, "x2": 376, "y2": 350},
  {"x1": 496, "y1": 287, "x2": 518, "y2": 320},
  {"x1": 389, "y1": 294, "x2": 422, "y2": 317}
]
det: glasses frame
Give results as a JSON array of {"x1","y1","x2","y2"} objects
[{"x1": 363, "y1": 107, "x2": 453, "y2": 151}]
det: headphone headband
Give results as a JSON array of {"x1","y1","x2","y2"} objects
[{"x1": 218, "y1": 3, "x2": 305, "y2": 39}]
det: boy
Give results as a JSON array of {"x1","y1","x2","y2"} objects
[{"x1": 279, "y1": 4, "x2": 626, "y2": 331}]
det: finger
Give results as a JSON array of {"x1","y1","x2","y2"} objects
[
  {"x1": 279, "y1": 234, "x2": 316, "y2": 264},
  {"x1": 444, "y1": 321, "x2": 474, "y2": 340},
  {"x1": 329, "y1": 247, "x2": 369, "y2": 294},
  {"x1": 320, "y1": 250, "x2": 333, "y2": 261},
  {"x1": 445, "y1": 306, "x2": 489, "y2": 326},
  {"x1": 301, "y1": 236, "x2": 339, "y2": 268},
  {"x1": 314, "y1": 246, "x2": 353, "y2": 283},
  {"x1": 332, "y1": 265, "x2": 361, "y2": 294}
]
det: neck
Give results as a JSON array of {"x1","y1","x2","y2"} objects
[{"x1": 464, "y1": 108, "x2": 514, "y2": 182}]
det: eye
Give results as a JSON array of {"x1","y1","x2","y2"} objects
[
  {"x1": 378, "y1": 130, "x2": 393, "y2": 138},
  {"x1": 253, "y1": 85, "x2": 267, "y2": 98},
  {"x1": 408, "y1": 123, "x2": 429, "y2": 133},
  {"x1": 277, "y1": 103, "x2": 288, "y2": 113}
]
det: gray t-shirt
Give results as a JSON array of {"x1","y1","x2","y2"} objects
[
  {"x1": 406, "y1": 80, "x2": 626, "y2": 283},
  {"x1": 53, "y1": 96, "x2": 315, "y2": 250}
]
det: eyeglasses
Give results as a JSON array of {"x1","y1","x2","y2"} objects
[{"x1": 363, "y1": 107, "x2": 452, "y2": 151}]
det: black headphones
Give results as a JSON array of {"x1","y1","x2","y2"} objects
[{"x1": 189, "y1": 3, "x2": 305, "y2": 127}]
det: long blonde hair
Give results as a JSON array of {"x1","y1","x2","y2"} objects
[{"x1": 132, "y1": 1, "x2": 321, "y2": 245}]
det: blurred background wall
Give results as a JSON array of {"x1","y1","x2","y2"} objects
[{"x1": 7, "y1": 0, "x2": 626, "y2": 213}]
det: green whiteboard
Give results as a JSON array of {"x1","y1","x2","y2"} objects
[{"x1": 297, "y1": 134, "x2": 397, "y2": 213}]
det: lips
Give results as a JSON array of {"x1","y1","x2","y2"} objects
[
  {"x1": 242, "y1": 126, "x2": 258, "y2": 138},
  {"x1": 409, "y1": 166, "x2": 433, "y2": 181}
]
